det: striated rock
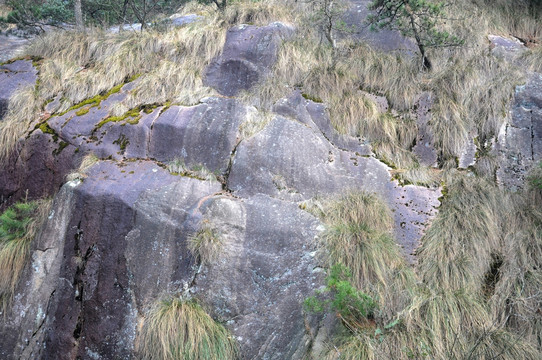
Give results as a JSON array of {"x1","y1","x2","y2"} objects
[
  {"x1": 412, "y1": 92, "x2": 438, "y2": 167},
  {"x1": 0, "y1": 160, "x2": 329, "y2": 359},
  {"x1": 228, "y1": 114, "x2": 441, "y2": 259},
  {"x1": 496, "y1": 73, "x2": 542, "y2": 190},
  {"x1": 273, "y1": 91, "x2": 371, "y2": 155},
  {"x1": 341, "y1": 0, "x2": 416, "y2": 52},
  {"x1": 0, "y1": 60, "x2": 37, "y2": 121},
  {"x1": 204, "y1": 22, "x2": 294, "y2": 96}
]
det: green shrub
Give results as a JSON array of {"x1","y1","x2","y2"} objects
[{"x1": 305, "y1": 264, "x2": 377, "y2": 331}]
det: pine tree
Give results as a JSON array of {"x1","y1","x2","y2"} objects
[{"x1": 368, "y1": 0, "x2": 463, "y2": 70}]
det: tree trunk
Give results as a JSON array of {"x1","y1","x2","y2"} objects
[
  {"x1": 405, "y1": 3, "x2": 432, "y2": 71},
  {"x1": 75, "y1": 0, "x2": 84, "y2": 31}
]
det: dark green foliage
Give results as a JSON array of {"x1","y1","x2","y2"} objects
[
  {"x1": 305, "y1": 264, "x2": 377, "y2": 329},
  {"x1": 0, "y1": 0, "x2": 183, "y2": 29},
  {"x1": 199, "y1": 0, "x2": 227, "y2": 11},
  {"x1": 528, "y1": 162, "x2": 542, "y2": 190},
  {"x1": 368, "y1": 0, "x2": 463, "y2": 70},
  {"x1": 0, "y1": 202, "x2": 38, "y2": 243}
]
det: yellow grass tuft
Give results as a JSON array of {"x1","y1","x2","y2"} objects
[{"x1": 137, "y1": 297, "x2": 238, "y2": 360}]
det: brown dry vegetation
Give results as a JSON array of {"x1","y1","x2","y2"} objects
[
  {"x1": 317, "y1": 176, "x2": 542, "y2": 359},
  {"x1": 137, "y1": 297, "x2": 238, "y2": 360}
]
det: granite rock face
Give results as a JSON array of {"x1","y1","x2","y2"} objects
[
  {"x1": 0, "y1": 161, "x2": 329, "y2": 359},
  {"x1": 0, "y1": 23, "x2": 447, "y2": 360},
  {"x1": 341, "y1": 0, "x2": 417, "y2": 53},
  {"x1": 204, "y1": 22, "x2": 294, "y2": 96},
  {"x1": 496, "y1": 73, "x2": 542, "y2": 190},
  {"x1": 0, "y1": 60, "x2": 37, "y2": 121}
]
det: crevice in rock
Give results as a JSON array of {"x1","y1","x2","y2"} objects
[
  {"x1": 223, "y1": 139, "x2": 243, "y2": 192},
  {"x1": 531, "y1": 111, "x2": 535, "y2": 161}
]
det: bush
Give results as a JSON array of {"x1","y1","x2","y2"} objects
[{"x1": 305, "y1": 264, "x2": 377, "y2": 331}]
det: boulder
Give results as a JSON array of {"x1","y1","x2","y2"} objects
[
  {"x1": 204, "y1": 22, "x2": 294, "y2": 96},
  {"x1": 341, "y1": 0, "x2": 417, "y2": 53},
  {"x1": 496, "y1": 73, "x2": 542, "y2": 190},
  {"x1": 0, "y1": 159, "x2": 330, "y2": 359},
  {"x1": 0, "y1": 60, "x2": 37, "y2": 121}
]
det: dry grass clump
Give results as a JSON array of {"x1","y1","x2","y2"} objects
[
  {"x1": 429, "y1": 53, "x2": 524, "y2": 159},
  {"x1": 319, "y1": 192, "x2": 416, "y2": 321},
  {"x1": 317, "y1": 179, "x2": 542, "y2": 359},
  {"x1": 0, "y1": 198, "x2": 52, "y2": 314},
  {"x1": 65, "y1": 153, "x2": 99, "y2": 182},
  {"x1": 137, "y1": 296, "x2": 238, "y2": 360},
  {"x1": 188, "y1": 223, "x2": 222, "y2": 265}
]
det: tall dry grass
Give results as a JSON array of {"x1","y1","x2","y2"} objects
[
  {"x1": 317, "y1": 176, "x2": 542, "y2": 359},
  {"x1": 137, "y1": 297, "x2": 238, "y2": 360}
]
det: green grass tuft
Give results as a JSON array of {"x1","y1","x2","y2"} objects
[{"x1": 0, "y1": 199, "x2": 51, "y2": 314}]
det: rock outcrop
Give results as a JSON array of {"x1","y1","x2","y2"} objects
[
  {"x1": 204, "y1": 22, "x2": 293, "y2": 96},
  {"x1": 0, "y1": 20, "x2": 444, "y2": 360},
  {"x1": 497, "y1": 73, "x2": 542, "y2": 190},
  {"x1": 0, "y1": 60, "x2": 37, "y2": 121}
]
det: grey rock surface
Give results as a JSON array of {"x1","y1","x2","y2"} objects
[
  {"x1": 412, "y1": 92, "x2": 438, "y2": 167},
  {"x1": 342, "y1": 0, "x2": 417, "y2": 52},
  {"x1": 228, "y1": 114, "x2": 441, "y2": 259},
  {"x1": 169, "y1": 13, "x2": 203, "y2": 27},
  {"x1": 195, "y1": 194, "x2": 328, "y2": 359},
  {"x1": 488, "y1": 35, "x2": 528, "y2": 62},
  {"x1": 0, "y1": 60, "x2": 37, "y2": 121},
  {"x1": 204, "y1": 22, "x2": 293, "y2": 96},
  {"x1": 496, "y1": 73, "x2": 542, "y2": 190},
  {"x1": 0, "y1": 159, "x2": 330, "y2": 359},
  {"x1": 0, "y1": 35, "x2": 30, "y2": 63}
]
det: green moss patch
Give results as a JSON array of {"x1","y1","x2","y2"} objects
[
  {"x1": 36, "y1": 122, "x2": 58, "y2": 142},
  {"x1": 75, "y1": 107, "x2": 90, "y2": 116},
  {"x1": 57, "y1": 83, "x2": 124, "y2": 117}
]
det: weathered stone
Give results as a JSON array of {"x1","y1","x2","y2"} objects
[
  {"x1": 0, "y1": 159, "x2": 331, "y2": 359},
  {"x1": 496, "y1": 73, "x2": 542, "y2": 189},
  {"x1": 0, "y1": 35, "x2": 30, "y2": 63},
  {"x1": 228, "y1": 115, "x2": 441, "y2": 259},
  {"x1": 169, "y1": 13, "x2": 203, "y2": 27},
  {"x1": 0, "y1": 130, "x2": 80, "y2": 209},
  {"x1": 341, "y1": 0, "x2": 417, "y2": 53},
  {"x1": 0, "y1": 60, "x2": 37, "y2": 121},
  {"x1": 195, "y1": 194, "x2": 327, "y2": 359},
  {"x1": 488, "y1": 34, "x2": 527, "y2": 61},
  {"x1": 272, "y1": 91, "x2": 371, "y2": 155},
  {"x1": 412, "y1": 92, "x2": 438, "y2": 167},
  {"x1": 148, "y1": 97, "x2": 248, "y2": 172},
  {"x1": 204, "y1": 22, "x2": 294, "y2": 96},
  {"x1": 458, "y1": 134, "x2": 477, "y2": 170}
]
